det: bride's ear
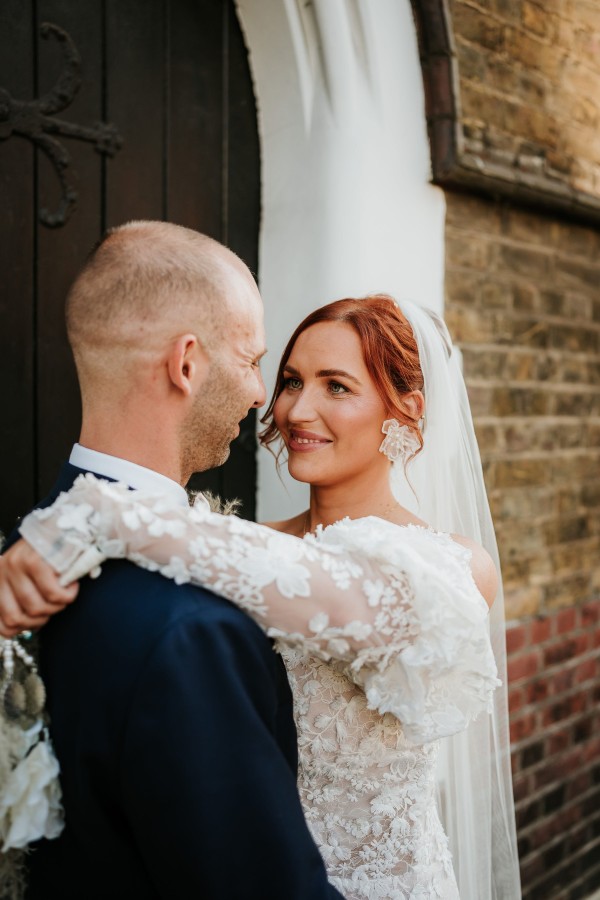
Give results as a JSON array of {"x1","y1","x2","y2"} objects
[
  {"x1": 397, "y1": 390, "x2": 425, "y2": 422},
  {"x1": 167, "y1": 334, "x2": 210, "y2": 397}
]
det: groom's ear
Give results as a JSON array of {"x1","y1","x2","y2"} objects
[{"x1": 167, "y1": 334, "x2": 209, "y2": 397}]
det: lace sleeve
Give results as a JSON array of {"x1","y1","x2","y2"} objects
[{"x1": 19, "y1": 474, "x2": 500, "y2": 743}]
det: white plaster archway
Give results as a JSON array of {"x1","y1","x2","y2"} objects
[{"x1": 235, "y1": 0, "x2": 446, "y2": 520}]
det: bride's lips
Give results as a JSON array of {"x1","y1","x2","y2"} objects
[{"x1": 287, "y1": 429, "x2": 332, "y2": 453}]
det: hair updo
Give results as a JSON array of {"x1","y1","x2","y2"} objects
[{"x1": 260, "y1": 294, "x2": 425, "y2": 461}]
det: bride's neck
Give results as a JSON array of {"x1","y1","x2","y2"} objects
[{"x1": 307, "y1": 476, "x2": 397, "y2": 531}]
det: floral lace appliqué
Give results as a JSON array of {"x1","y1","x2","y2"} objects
[{"x1": 18, "y1": 474, "x2": 503, "y2": 898}]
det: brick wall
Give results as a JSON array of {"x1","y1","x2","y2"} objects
[
  {"x1": 448, "y1": 0, "x2": 600, "y2": 199},
  {"x1": 508, "y1": 602, "x2": 600, "y2": 898},
  {"x1": 444, "y1": 190, "x2": 600, "y2": 897}
]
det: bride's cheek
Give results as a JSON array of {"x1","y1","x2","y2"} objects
[{"x1": 273, "y1": 396, "x2": 288, "y2": 432}]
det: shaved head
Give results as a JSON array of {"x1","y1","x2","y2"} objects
[
  {"x1": 65, "y1": 221, "x2": 266, "y2": 481},
  {"x1": 66, "y1": 220, "x2": 254, "y2": 398}
]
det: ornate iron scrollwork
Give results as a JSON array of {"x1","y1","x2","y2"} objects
[{"x1": 0, "y1": 22, "x2": 123, "y2": 227}]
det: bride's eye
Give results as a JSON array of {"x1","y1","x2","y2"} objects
[
  {"x1": 283, "y1": 376, "x2": 302, "y2": 390},
  {"x1": 329, "y1": 381, "x2": 349, "y2": 395}
]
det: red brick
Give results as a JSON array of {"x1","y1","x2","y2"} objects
[
  {"x1": 544, "y1": 640, "x2": 578, "y2": 666},
  {"x1": 564, "y1": 821, "x2": 594, "y2": 854},
  {"x1": 520, "y1": 853, "x2": 545, "y2": 884},
  {"x1": 583, "y1": 737, "x2": 600, "y2": 763},
  {"x1": 566, "y1": 770, "x2": 592, "y2": 800},
  {"x1": 542, "y1": 701, "x2": 569, "y2": 727},
  {"x1": 546, "y1": 727, "x2": 571, "y2": 755},
  {"x1": 512, "y1": 774, "x2": 531, "y2": 804},
  {"x1": 511, "y1": 712, "x2": 537, "y2": 742},
  {"x1": 534, "y1": 749, "x2": 584, "y2": 789},
  {"x1": 562, "y1": 801, "x2": 585, "y2": 829},
  {"x1": 581, "y1": 601, "x2": 600, "y2": 625},
  {"x1": 530, "y1": 616, "x2": 552, "y2": 643},
  {"x1": 575, "y1": 657, "x2": 598, "y2": 683},
  {"x1": 518, "y1": 741, "x2": 545, "y2": 771},
  {"x1": 542, "y1": 693, "x2": 587, "y2": 726},
  {"x1": 516, "y1": 797, "x2": 543, "y2": 830},
  {"x1": 508, "y1": 651, "x2": 540, "y2": 682},
  {"x1": 574, "y1": 633, "x2": 591, "y2": 654},
  {"x1": 557, "y1": 607, "x2": 577, "y2": 633},
  {"x1": 506, "y1": 623, "x2": 528, "y2": 654},
  {"x1": 525, "y1": 813, "x2": 565, "y2": 849},
  {"x1": 571, "y1": 693, "x2": 587, "y2": 715},
  {"x1": 509, "y1": 686, "x2": 526, "y2": 714},
  {"x1": 581, "y1": 792, "x2": 600, "y2": 817},
  {"x1": 526, "y1": 679, "x2": 550, "y2": 703},
  {"x1": 572, "y1": 714, "x2": 595, "y2": 744},
  {"x1": 551, "y1": 667, "x2": 575, "y2": 694}
]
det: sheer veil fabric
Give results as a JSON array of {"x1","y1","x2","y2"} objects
[{"x1": 391, "y1": 300, "x2": 521, "y2": 899}]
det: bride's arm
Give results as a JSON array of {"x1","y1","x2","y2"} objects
[
  {"x1": 14, "y1": 474, "x2": 500, "y2": 742},
  {"x1": 0, "y1": 541, "x2": 79, "y2": 636},
  {"x1": 17, "y1": 476, "x2": 394, "y2": 649}
]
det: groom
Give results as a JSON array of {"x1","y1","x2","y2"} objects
[{"x1": 1, "y1": 222, "x2": 344, "y2": 899}]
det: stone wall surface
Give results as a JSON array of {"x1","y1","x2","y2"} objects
[
  {"x1": 445, "y1": 192, "x2": 600, "y2": 622},
  {"x1": 444, "y1": 189, "x2": 600, "y2": 898},
  {"x1": 448, "y1": 0, "x2": 600, "y2": 202},
  {"x1": 429, "y1": 0, "x2": 600, "y2": 894}
]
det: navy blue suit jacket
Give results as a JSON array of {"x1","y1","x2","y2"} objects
[{"x1": 8, "y1": 464, "x2": 343, "y2": 899}]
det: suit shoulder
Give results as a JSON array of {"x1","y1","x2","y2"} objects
[{"x1": 81, "y1": 558, "x2": 270, "y2": 644}]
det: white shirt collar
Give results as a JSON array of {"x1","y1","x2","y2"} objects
[{"x1": 69, "y1": 444, "x2": 191, "y2": 508}]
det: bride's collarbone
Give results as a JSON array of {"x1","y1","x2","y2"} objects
[
  {"x1": 260, "y1": 512, "x2": 305, "y2": 537},
  {"x1": 260, "y1": 507, "x2": 429, "y2": 538}
]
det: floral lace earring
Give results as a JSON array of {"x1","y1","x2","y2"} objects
[{"x1": 379, "y1": 419, "x2": 420, "y2": 463}]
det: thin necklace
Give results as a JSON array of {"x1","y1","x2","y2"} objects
[
  {"x1": 304, "y1": 500, "x2": 400, "y2": 536},
  {"x1": 302, "y1": 509, "x2": 312, "y2": 536}
]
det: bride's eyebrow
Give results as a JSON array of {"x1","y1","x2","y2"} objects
[
  {"x1": 284, "y1": 364, "x2": 361, "y2": 385},
  {"x1": 317, "y1": 368, "x2": 360, "y2": 385}
]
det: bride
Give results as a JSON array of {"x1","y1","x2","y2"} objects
[{"x1": 3, "y1": 295, "x2": 520, "y2": 899}]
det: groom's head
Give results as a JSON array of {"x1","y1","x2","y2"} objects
[{"x1": 65, "y1": 221, "x2": 266, "y2": 482}]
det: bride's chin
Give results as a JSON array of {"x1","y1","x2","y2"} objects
[
  {"x1": 287, "y1": 454, "x2": 318, "y2": 481},
  {"x1": 286, "y1": 460, "x2": 312, "y2": 480},
  {"x1": 287, "y1": 457, "x2": 332, "y2": 484}
]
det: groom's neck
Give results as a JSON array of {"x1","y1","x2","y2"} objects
[{"x1": 79, "y1": 416, "x2": 185, "y2": 486}]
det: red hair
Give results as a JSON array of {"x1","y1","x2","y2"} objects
[{"x1": 260, "y1": 294, "x2": 424, "y2": 461}]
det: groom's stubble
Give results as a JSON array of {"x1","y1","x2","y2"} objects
[{"x1": 181, "y1": 354, "x2": 243, "y2": 474}]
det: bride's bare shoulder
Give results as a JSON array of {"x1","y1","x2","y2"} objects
[
  {"x1": 451, "y1": 534, "x2": 498, "y2": 609},
  {"x1": 259, "y1": 511, "x2": 306, "y2": 538}
]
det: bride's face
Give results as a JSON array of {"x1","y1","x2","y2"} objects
[{"x1": 273, "y1": 321, "x2": 391, "y2": 488}]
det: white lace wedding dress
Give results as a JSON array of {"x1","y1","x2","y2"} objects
[{"x1": 20, "y1": 475, "x2": 501, "y2": 900}]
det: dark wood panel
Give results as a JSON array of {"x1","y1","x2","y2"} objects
[
  {"x1": 35, "y1": 0, "x2": 104, "y2": 495},
  {"x1": 167, "y1": 0, "x2": 224, "y2": 233},
  {"x1": 105, "y1": 0, "x2": 165, "y2": 226},
  {"x1": 0, "y1": 0, "x2": 35, "y2": 532},
  {"x1": 225, "y1": 0, "x2": 260, "y2": 273},
  {"x1": 0, "y1": 0, "x2": 260, "y2": 525},
  {"x1": 182, "y1": 2, "x2": 260, "y2": 517},
  {"x1": 220, "y1": 3, "x2": 261, "y2": 518},
  {"x1": 174, "y1": 0, "x2": 226, "y2": 502}
]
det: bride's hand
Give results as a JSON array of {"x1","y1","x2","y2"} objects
[{"x1": 0, "y1": 540, "x2": 79, "y2": 637}]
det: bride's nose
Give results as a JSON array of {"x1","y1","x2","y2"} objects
[{"x1": 287, "y1": 386, "x2": 318, "y2": 423}]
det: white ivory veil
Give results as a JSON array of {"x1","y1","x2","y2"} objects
[{"x1": 390, "y1": 300, "x2": 521, "y2": 900}]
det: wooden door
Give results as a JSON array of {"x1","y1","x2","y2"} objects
[{"x1": 0, "y1": 0, "x2": 260, "y2": 535}]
